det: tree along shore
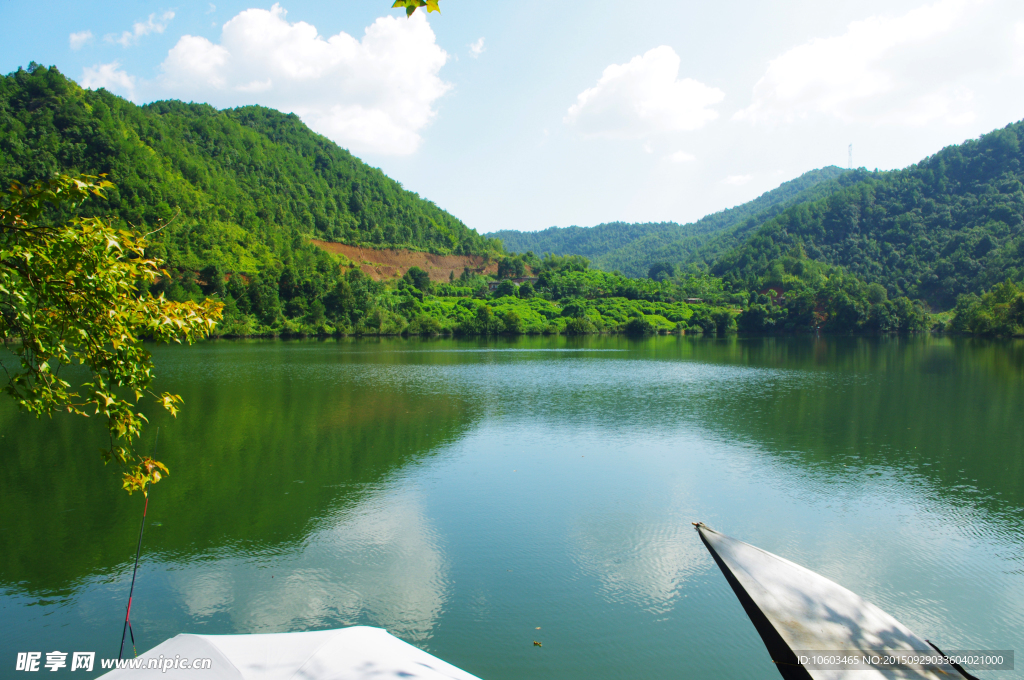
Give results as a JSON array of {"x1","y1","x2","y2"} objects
[{"x1": 158, "y1": 250, "x2": 950, "y2": 339}]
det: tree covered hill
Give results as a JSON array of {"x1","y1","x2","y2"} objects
[
  {"x1": 711, "y1": 122, "x2": 1024, "y2": 310},
  {"x1": 491, "y1": 166, "x2": 849, "y2": 277},
  {"x1": 0, "y1": 64, "x2": 499, "y2": 276}
]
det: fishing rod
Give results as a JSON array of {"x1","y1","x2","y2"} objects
[{"x1": 118, "y1": 428, "x2": 158, "y2": 662}]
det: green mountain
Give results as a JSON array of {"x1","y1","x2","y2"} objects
[
  {"x1": 5, "y1": 64, "x2": 1020, "y2": 334},
  {"x1": 0, "y1": 64, "x2": 498, "y2": 276},
  {"x1": 491, "y1": 166, "x2": 850, "y2": 277},
  {"x1": 711, "y1": 122, "x2": 1024, "y2": 309}
]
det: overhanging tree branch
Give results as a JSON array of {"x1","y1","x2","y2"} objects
[{"x1": 0, "y1": 174, "x2": 223, "y2": 494}]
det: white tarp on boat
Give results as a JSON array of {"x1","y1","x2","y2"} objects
[
  {"x1": 99, "y1": 626, "x2": 482, "y2": 680},
  {"x1": 695, "y1": 523, "x2": 971, "y2": 680}
]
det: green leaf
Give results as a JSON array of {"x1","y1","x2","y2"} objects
[
  {"x1": 392, "y1": 0, "x2": 432, "y2": 16},
  {"x1": 0, "y1": 174, "x2": 222, "y2": 494}
]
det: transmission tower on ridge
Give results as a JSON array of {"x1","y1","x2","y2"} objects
[{"x1": 848, "y1": 144, "x2": 853, "y2": 170}]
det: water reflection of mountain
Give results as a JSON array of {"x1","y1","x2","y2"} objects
[
  {"x1": 670, "y1": 336, "x2": 1024, "y2": 520},
  {"x1": 0, "y1": 340, "x2": 481, "y2": 596},
  {"x1": 428, "y1": 335, "x2": 1024, "y2": 520},
  {"x1": 2, "y1": 336, "x2": 1023, "y2": 676}
]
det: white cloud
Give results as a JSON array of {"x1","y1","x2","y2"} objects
[
  {"x1": 81, "y1": 61, "x2": 136, "y2": 99},
  {"x1": 734, "y1": 0, "x2": 996, "y2": 126},
  {"x1": 158, "y1": 4, "x2": 450, "y2": 155},
  {"x1": 668, "y1": 150, "x2": 695, "y2": 163},
  {"x1": 169, "y1": 488, "x2": 448, "y2": 639},
  {"x1": 69, "y1": 31, "x2": 93, "y2": 50},
  {"x1": 469, "y1": 37, "x2": 485, "y2": 58},
  {"x1": 107, "y1": 11, "x2": 175, "y2": 48},
  {"x1": 565, "y1": 46, "x2": 724, "y2": 139},
  {"x1": 163, "y1": 35, "x2": 230, "y2": 89},
  {"x1": 723, "y1": 174, "x2": 753, "y2": 186},
  {"x1": 570, "y1": 513, "x2": 704, "y2": 612}
]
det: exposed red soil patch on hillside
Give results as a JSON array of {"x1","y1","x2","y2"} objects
[{"x1": 310, "y1": 240, "x2": 498, "y2": 282}]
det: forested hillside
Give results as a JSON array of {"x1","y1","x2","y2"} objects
[
  {"x1": 499, "y1": 119, "x2": 1024, "y2": 317},
  {"x1": 492, "y1": 166, "x2": 849, "y2": 276},
  {"x1": 0, "y1": 64, "x2": 498, "y2": 278},
  {"x1": 4, "y1": 64, "x2": 1019, "y2": 336},
  {"x1": 711, "y1": 122, "x2": 1024, "y2": 309}
]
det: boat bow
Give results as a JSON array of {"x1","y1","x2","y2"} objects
[{"x1": 694, "y1": 522, "x2": 977, "y2": 680}]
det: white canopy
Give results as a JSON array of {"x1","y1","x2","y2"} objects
[
  {"x1": 695, "y1": 523, "x2": 971, "y2": 680},
  {"x1": 99, "y1": 626, "x2": 482, "y2": 680}
]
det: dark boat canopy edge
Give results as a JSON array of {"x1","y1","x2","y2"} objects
[
  {"x1": 693, "y1": 522, "x2": 978, "y2": 680},
  {"x1": 694, "y1": 522, "x2": 813, "y2": 680}
]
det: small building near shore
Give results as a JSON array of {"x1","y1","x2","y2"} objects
[{"x1": 488, "y1": 277, "x2": 539, "y2": 291}]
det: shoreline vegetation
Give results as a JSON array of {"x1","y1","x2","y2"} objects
[{"x1": 153, "y1": 249, "x2": 1022, "y2": 340}]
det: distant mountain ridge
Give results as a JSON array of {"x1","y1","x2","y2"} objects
[{"x1": 492, "y1": 166, "x2": 850, "y2": 277}]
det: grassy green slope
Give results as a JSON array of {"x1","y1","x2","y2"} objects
[
  {"x1": 710, "y1": 122, "x2": 1024, "y2": 309},
  {"x1": 0, "y1": 65, "x2": 498, "y2": 275},
  {"x1": 491, "y1": 166, "x2": 849, "y2": 276}
]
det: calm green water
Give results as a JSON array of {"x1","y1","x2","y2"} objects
[{"x1": 1, "y1": 336, "x2": 1022, "y2": 679}]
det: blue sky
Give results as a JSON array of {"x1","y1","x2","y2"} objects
[{"x1": 2, "y1": 0, "x2": 1024, "y2": 233}]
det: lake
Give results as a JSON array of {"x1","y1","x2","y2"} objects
[{"x1": 1, "y1": 335, "x2": 1022, "y2": 679}]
